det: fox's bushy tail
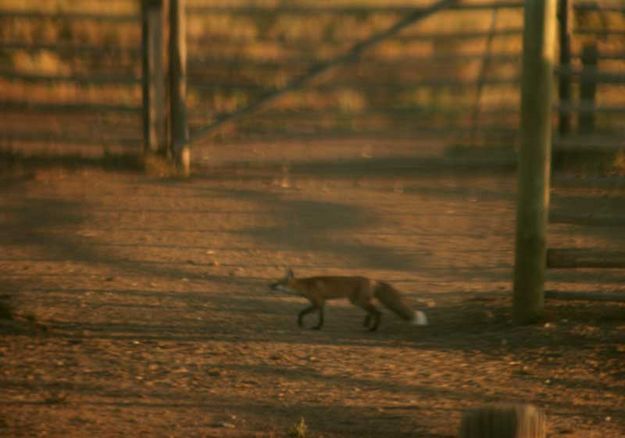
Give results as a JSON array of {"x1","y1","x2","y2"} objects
[{"x1": 374, "y1": 281, "x2": 428, "y2": 326}]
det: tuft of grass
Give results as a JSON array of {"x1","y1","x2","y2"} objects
[
  {"x1": 613, "y1": 150, "x2": 625, "y2": 175},
  {"x1": 288, "y1": 417, "x2": 309, "y2": 438}
]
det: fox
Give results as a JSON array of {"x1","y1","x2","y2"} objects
[{"x1": 269, "y1": 269, "x2": 428, "y2": 331}]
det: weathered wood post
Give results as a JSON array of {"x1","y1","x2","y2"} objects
[
  {"x1": 169, "y1": 0, "x2": 190, "y2": 175},
  {"x1": 459, "y1": 404, "x2": 546, "y2": 438},
  {"x1": 141, "y1": 0, "x2": 167, "y2": 154},
  {"x1": 513, "y1": 0, "x2": 557, "y2": 324},
  {"x1": 579, "y1": 43, "x2": 598, "y2": 134},
  {"x1": 557, "y1": 0, "x2": 572, "y2": 135}
]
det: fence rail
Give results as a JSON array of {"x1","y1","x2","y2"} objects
[
  {"x1": 0, "y1": 0, "x2": 623, "y2": 156},
  {"x1": 0, "y1": 10, "x2": 138, "y2": 22},
  {"x1": 0, "y1": 70, "x2": 140, "y2": 85}
]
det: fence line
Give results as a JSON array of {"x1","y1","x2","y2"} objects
[
  {"x1": 0, "y1": 71, "x2": 140, "y2": 85},
  {"x1": 0, "y1": 100, "x2": 141, "y2": 113},
  {"x1": 0, "y1": 10, "x2": 138, "y2": 22},
  {"x1": 0, "y1": 0, "x2": 623, "y2": 157},
  {"x1": 188, "y1": 0, "x2": 462, "y2": 143}
]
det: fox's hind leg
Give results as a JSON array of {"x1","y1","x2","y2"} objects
[
  {"x1": 356, "y1": 302, "x2": 381, "y2": 331},
  {"x1": 363, "y1": 314, "x2": 371, "y2": 328},
  {"x1": 365, "y1": 304, "x2": 382, "y2": 331}
]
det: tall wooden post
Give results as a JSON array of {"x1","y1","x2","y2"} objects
[
  {"x1": 557, "y1": 0, "x2": 572, "y2": 135},
  {"x1": 513, "y1": 0, "x2": 557, "y2": 324},
  {"x1": 460, "y1": 404, "x2": 546, "y2": 438},
  {"x1": 579, "y1": 43, "x2": 598, "y2": 134},
  {"x1": 169, "y1": 0, "x2": 190, "y2": 175},
  {"x1": 141, "y1": 0, "x2": 166, "y2": 154}
]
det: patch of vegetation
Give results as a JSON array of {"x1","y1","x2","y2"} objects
[
  {"x1": 613, "y1": 150, "x2": 625, "y2": 175},
  {"x1": 288, "y1": 417, "x2": 309, "y2": 438}
]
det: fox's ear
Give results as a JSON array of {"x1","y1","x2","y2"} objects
[{"x1": 286, "y1": 268, "x2": 294, "y2": 279}]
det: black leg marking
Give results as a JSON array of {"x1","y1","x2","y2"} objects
[
  {"x1": 298, "y1": 305, "x2": 317, "y2": 328},
  {"x1": 362, "y1": 304, "x2": 382, "y2": 332},
  {"x1": 369, "y1": 311, "x2": 381, "y2": 332},
  {"x1": 363, "y1": 314, "x2": 372, "y2": 328},
  {"x1": 312, "y1": 305, "x2": 324, "y2": 330}
]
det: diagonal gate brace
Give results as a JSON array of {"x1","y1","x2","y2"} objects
[{"x1": 189, "y1": 0, "x2": 459, "y2": 144}]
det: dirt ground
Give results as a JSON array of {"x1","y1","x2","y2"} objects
[{"x1": 1, "y1": 137, "x2": 624, "y2": 437}]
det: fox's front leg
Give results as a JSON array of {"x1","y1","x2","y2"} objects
[
  {"x1": 298, "y1": 304, "x2": 318, "y2": 328},
  {"x1": 298, "y1": 303, "x2": 324, "y2": 330}
]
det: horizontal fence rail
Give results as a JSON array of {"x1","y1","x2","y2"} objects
[
  {"x1": 0, "y1": 0, "x2": 623, "y2": 155},
  {"x1": 0, "y1": 1, "x2": 142, "y2": 156}
]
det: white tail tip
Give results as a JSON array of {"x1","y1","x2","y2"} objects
[{"x1": 412, "y1": 310, "x2": 428, "y2": 326}]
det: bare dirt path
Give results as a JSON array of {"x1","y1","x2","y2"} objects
[{"x1": 1, "y1": 138, "x2": 624, "y2": 437}]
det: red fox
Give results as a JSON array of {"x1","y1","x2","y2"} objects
[{"x1": 269, "y1": 269, "x2": 428, "y2": 331}]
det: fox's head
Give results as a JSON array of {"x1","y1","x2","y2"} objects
[{"x1": 269, "y1": 268, "x2": 298, "y2": 295}]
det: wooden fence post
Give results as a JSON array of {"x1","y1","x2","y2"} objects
[
  {"x1": 513, "y1": 0, "x2": 557, "y2": 324},
  {"x1": 557, "y1": 0, "x2": 572, "y2": 135},
  {"x1": 579, "y1": 43, "x2": 598, "y2": 134},
  {"x1": 460, "y1": 404, "x2": 546, "y2": 438},
  {"x1": 141, "y1": 0, "x2": 166, "y2": 154},
  {"x1": 169, "y1": 0, "x2": 189, "y2": 175}
]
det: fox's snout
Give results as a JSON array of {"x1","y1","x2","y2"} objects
[
  {"x1": 269, "y1": 281, "x2": 287, "y2": 292},
  {"x1": 269, "y1": 282, "x2": 280, "y2": 291}
]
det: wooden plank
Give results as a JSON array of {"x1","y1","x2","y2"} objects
[
  {"x1": 547, "y1": 248, "x2": 625, "y2": 269},
  {"x1": 3, "y1": 132, "x2": 140, "y2": 147},
  {"x1": 187, "y1": 120, "x2": 519, "y2": 140},
  {"x1": 546, "y1": 290, "x2": 625, "y2": 302},
  {"x1": 556, "y1": 102, "x2": 625, "y2": 114},
  {"x1": 0, "y1": 10, "x2": 138, "y2": 22},
  {"x1": 575, "y1": 3, "x2": 625, "y2": 13},
  {"x1": 579, "y1": 43, "x2": 598, "y2": 134},
  {"x1": 192, "y1": 28, "x2": 523, "y2": 45},
  {"x1": 513, "y1": 0, "x2": 557, "y2": 324},
  {"x1": 0, "y1": 70, "x2": 140, "y2": 85},
  {"x1": 549, "y1": 213, "x2": 625, "y2": 227},
  {"x1": 188, "y1": 76, "x2": 521, "y2": 92},
  {"x1": 557, "y1": 0, "x2": 572, "y2": 135},
  {"x1": 187, "y1": 53, "x2": 521, "y2": 72},
  {"x1": 576, "y1": 29, "x2": 625, "y2": 37},
  {"x1": 555, "y1": 66, "x2": 625, "y2": 84},
  {"x1": 553, "y1": 175, "x2": 625, "y2": 189},
  {"x1": 0, "y1": 41, "x2": 140, "y2": 56},
  {"x1": 142, "y1": 0, "x2": 167, "y2": 154},
  {"x1": 169, "y1": 0, "x2": 190, "y2": 175},
  {"x1": 188, "y1": 106, "x2": 521, "y2": 121},
  {"x1": 187, "y1": 5, "x2": 430, "y2": 15},
  {"x1": 188, "y1": 2, "x2": 522, "y2": 15},
  {"x1": 0, "y1": 100, "x2": 141, "y2": 113},
  {"x1": 553, "y1": 136, "x2": 625, "y2": 152}
]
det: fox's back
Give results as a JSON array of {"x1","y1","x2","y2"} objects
[{"x1": 294, "y1": 276, "x2": 372, "y2": 300}]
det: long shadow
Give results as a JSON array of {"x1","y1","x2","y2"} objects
[
  {"x1": 550, "y1": 191, "x2": 625, "y2": 248},
  {"x1": 207, "y1": 188, "x2": 425, "y2": 271},
  {"x1": 0, "y1": 195, "x2": 251, "y2": 287},
  {"x1": 193, "y1": 154, "x2": 516, "y2": 182},
  {"x1": 0, "y1": 386, "x2": 446, "y2": 437},
  {"x1": 0, "y1": 149, "x2": 142, "y2": 173}
]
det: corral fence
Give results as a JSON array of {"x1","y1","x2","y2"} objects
[{"x1": 0, "y1": 0, "x2": 624, "y2": 163}]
